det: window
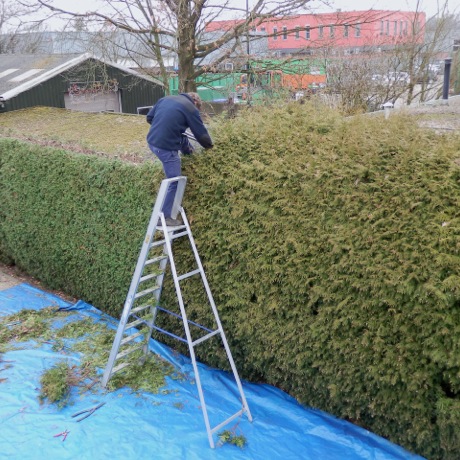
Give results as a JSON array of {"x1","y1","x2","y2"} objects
[
  {"x1": 329, "y1": 25, "x2": 334, "y2": 38},
  {"x1": 305, "y1": 25, "x2": 310, "y2": 39},
  {"x1": 295, "y1": 26, "x2": 300, "y2": 39},
  {"x1": 273, "y1": 27, "x2": 278, "y2": 40},
  {"x1": 319, "y1": 25, "x2": 324, "y2": 38},
  {"x1": 354, "y1": 23, "x2": 361, "y2": 38},
  {"x1": 394, "y1": 21, "x2": 398, "y2": 35},
  {"x1": 400, "y1": 20, "x2": 403, "y2": 36},
  {"x1": 403, "y1": 21, "x2": 408, "y2": 36},
  {"x1": 261, "y1": 27, "x2": 266, "y2": 33},
  {"x1": 344, "y1": 24, "x2": 349, "y2": 37},
  {"x1": 282, "y1": 26, "x2": 287, "y2": 40},
  {"x1": 225, "y1": 62, "x2": 234, "y2": 71},
  {"x1": 386, "y1": 20, "x2": 389, "y2": 35},
  {"x1": 380, "y1": 20, "x2": 384, "y2": 35}
]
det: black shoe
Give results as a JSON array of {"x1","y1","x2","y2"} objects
[{"x1": 157, "y1": 217, "x2": 183, "y2": 227}]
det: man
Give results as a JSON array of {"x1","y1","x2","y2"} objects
[{"x1": 146, "y1": 92, "x2": 213, "y2": 226}]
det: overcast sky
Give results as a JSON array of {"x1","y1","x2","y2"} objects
[{"x1": 14, "y1": 0, "x2": 459, "y2": 30}]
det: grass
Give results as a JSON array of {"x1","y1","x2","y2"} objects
[{"x1": 0, "y1": 107, "x2": 149, "y2": 162}]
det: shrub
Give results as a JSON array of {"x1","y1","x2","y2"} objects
[
  {"x1": 2, "y1": 103, "x2": 460, "y2": 458},
  {"x1": 0, "y1": 138, "x2": 162, "y2": 316},
  {"x1": 177, "y1": 104, "x2": 460, "y2": 458}
]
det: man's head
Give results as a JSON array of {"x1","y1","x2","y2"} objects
[{"x1": 187, "y1": 92, "x2": 202, "y2": 110}]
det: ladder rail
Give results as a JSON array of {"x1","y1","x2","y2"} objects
[
  {"x1": 102, "y1": 178, "x2": 187, "y2": 387},
  {"x1": 180, "y1": 208, "x2": 253, "y2": 422},
  {"x1": 101, "y1": 176, "x2": 251, "y2": 448},
  {"x1": 162, "y1": 219, "x2": 216, "y2": 448}
]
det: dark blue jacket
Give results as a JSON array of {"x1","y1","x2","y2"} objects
[{"x1": 146, "y1": 93, "x2": 213, "y2": 150}]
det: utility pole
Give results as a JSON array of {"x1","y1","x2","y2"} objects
[{"x1": 246, "y1": 0, "x2": 251, "y2": 105}]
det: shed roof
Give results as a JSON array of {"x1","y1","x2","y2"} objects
[{"x1": 0, "y1": 53, "x2": 163, "y2": 101}]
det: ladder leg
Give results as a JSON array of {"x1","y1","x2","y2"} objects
[{"x1": 180, "y1": 208, "x2": 253, "y2": 422}]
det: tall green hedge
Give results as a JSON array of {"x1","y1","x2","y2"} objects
[
  {"x1": 179, "y1": 105, "x2": 460, "y2": 459},
  {"x1": 2, "y1": 103, "x2": 460, "y2": 458},
  {"x1": 0, "y1": 138, "x2": 162, "y2": 313}
]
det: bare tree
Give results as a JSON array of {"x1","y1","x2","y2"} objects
[
  {"x1": 18, "y1": 0, "x2": 316, "y2": 93},
  {"x1": 0, "y1": 0, "x2": 45, "y2": 53}
]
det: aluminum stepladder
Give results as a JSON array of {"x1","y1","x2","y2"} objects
[{"x1": 101, "y1": 176, "x2": 252, "y2": 448}]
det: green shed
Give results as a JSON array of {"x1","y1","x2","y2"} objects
[{"x1": 0, "y1": 53, "x2": 165, "y2": 114}]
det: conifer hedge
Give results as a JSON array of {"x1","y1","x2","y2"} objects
[
  {"x1": 1, "y1": 103, "x2": 460, "y2": 458},
  {"x1": 0, "y1": 138, "x2": 162, "y2": 309},
  {"x1": 180, "y1": 105, "x2": 460, "y2": 459}
]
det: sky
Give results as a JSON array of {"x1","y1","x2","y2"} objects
[{"x1": 10, "y1": 0, "x2": 460, "y2": 31}]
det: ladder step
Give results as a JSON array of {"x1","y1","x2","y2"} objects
[
  {"x1": 210, "y1": 408, "x2": 246, "y2": 435},
  {"x1": 111, "y1": 361, "x2": 131, "y2": 375},
  {"x1": 177, "y1": 269, "x2": 201, "y2": 281},
  {"x1": 134, "y1": 286, "x2": 160, "y2": 299},
  {"x1": 145, "y1": 255, "x2": 168, "y2": 266},
  {"x1": 131, "y1": 304, "x2": 151, "y2": 315},
  {"x1": 116, "y1": 344, "x2": 144, "y2": 361},
  {"x1": 120, "y1": 330, "x2": 144, "y2": 345},
  {"x1": 192, "y1": 329, "x2": 221, "y2": 346},
  {"x1": 139, "y1": 273, "x2": 160, "y2": 283},
  {"x1": 126, "y1": 318, "x2": 146, "y2": 329},
  {"x1": 170, "y1": 230, "x2": 189, "y2": 240},
  {"x1": 150, "y1": 240, "x2": 166, "y2": 248}
]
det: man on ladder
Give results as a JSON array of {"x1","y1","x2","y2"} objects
[{"x1": 146, "y1": 92, "x2": 214, "y2": 227}]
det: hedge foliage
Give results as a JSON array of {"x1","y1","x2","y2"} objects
[
  {"x1": 2, "y1": 103, "x2": 460, "y2": 459},
  {"x1": 0, "y1": 138, "x2": 162, "y2": 311},
  {"x1": 180, "y1": 104, "x2": 460, "y2": 459}
]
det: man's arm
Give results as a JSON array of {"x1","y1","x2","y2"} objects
[{"x1": 188, "y1": 111, "x2": 213, "y2": 149}]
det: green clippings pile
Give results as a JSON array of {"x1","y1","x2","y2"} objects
[{"x1": 0, "y1": 308, "x2": 178, "y2": 407}]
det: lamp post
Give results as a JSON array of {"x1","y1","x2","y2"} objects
[{"x1": 246, "y1": 0, "x2": 251, "y2": 105}]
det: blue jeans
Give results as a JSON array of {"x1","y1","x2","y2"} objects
[{"x1": 148, "y1": 145, "x2": 181, "y2": 218}]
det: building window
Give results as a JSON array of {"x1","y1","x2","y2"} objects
[
  {"x1": 344, "y1": 24, "x2": 349, "y2": 37},
  {"x1": 261, "y1": 27, "x2": 266, "y2": 33},
  {"x1": 354, "y1": 23, "x2": 361, "y2": 38},
  {"x1": 305, "y1": 25, "x2": 310, "y2": 39},
  {"x1": 329, "y1": 25, "x2": 334, "y2": 38},
  {"x1": 282, "y1": 26, "x2": 288, "y2": 40},
  {"x1": 386, "y1": 20, "x2": 389, "y2": 35},
  {"x1": 319, "y1": 25, "x2": 323, "y2": 38},
  {"x1": 273, "y1": 27, "x2": 278, "y2": 40},
  {"x1": 404, "y1": 21, "x2": 408, "y2": 35},
  {"x1": 400, "y1": 20, "x2": 403, "y2": 35},
  {"x1": 380, "y1": 20, "x2": 384, "y2": 35},
  {"x1": 393, "y1": 21, "x2": 397, "y2": 35},
  {"x1": 295, "y1": 26, "x2": 300, "y2": 39}
]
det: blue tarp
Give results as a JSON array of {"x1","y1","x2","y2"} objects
[{"x1": 0, "y1": 284, "x2": 425, "y2": 460}]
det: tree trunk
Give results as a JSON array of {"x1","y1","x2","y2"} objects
[{"x1": 176, "y1": 2, "x2": 197, "y2": 93}]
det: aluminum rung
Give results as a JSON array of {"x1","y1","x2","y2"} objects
[
  {"x1": 120, "y1": 330, "x2": 144, "y2": 345},
  {"x1": 111, "y1": 361, "x2": 131, "y2": 375},
  {"x1": 125, "y1": 317, "x2": 146, "y2": 329},
  {"x1": 116, "y1": 344, "x2": 144, "y2": 361},
  {"x1": 170, "y1": 230, "x2": 189, "y2": 240},
  {"x1": 145, "y1": 255, "x2": 168, "y2": 266},
  {"x1": 192, "y1": 329, "x2": 221, "y2": 346},
  {"x1": 150, "y1": 239, "x2": 166, "y2": 248},
  {"x1": 131, "y1": 304, "x2": 151, "y2": 315},
  {"x1": 139, "y1": 273, "x2": 160, "y2": 283},
  {"x1": 134, "y1": 285, "x2": 160, "y2": 299},
  {"x1": 177, "y1": 268, "x2": 201, "y2": 281},
  {"x1": 157, "y1": 224, "x2": 186, "y2": 232},
  {"x1": 210, "y1": 409, "x2": 246, "y2": 434}
]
